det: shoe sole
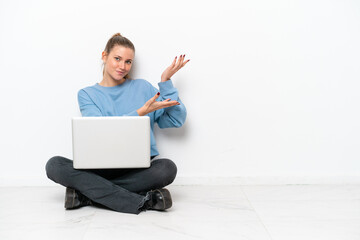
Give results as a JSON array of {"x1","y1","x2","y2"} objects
[{"x1": 64, "y1": 187, "x2": 76, "y2": 209}]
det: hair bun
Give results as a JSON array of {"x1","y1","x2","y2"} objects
[{"x1": 112, "y1": 33, "x2": 122, "y2": 38}]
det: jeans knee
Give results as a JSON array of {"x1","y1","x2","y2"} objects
[
  {"x1": 159, "y1": 158, "x2": 177, "y2": 184},
  {"x1": 45, "y1": 156, "x2": 68, "y2": 180}
]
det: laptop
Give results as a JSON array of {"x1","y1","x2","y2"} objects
[{"x1": 72, "y1": 116, "x2": 151, "y2": 169}]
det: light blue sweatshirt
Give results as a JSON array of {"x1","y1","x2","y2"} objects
[{"x1": 77, "y1": 79, "x2": 187, "y2": 156}]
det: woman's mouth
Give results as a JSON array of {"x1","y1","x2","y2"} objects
[{"x1": 116, "y1": 71, "x2": 125, "y2": 75}]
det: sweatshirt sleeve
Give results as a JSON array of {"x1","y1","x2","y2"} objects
[
  {"x1": 78, "y1": 90, "x2": 103, "y2": 116},
  {"x1": 154, "y1": 80, "x2": 187, "y2": 128}
]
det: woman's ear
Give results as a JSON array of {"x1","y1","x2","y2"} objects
[{"x1": 101, "y1": 51, "x2": 107, "y2": 62}]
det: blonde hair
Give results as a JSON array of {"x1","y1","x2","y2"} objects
[{"x1": 102, "y1": 33, "x2": 135, "y2": 79}]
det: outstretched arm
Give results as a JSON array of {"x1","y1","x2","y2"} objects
[{"x1": 137, "y1": 54, "x2": 190, "y2": 117}]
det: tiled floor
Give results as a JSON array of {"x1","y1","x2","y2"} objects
[{"x1": 0, "y1": 185, "x2": 359, "y2": 240}]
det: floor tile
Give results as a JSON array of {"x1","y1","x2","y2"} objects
[{"x1": 242, "y1": 185, "x2": 360, "y2": 240}]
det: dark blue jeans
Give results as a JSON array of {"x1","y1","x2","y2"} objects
[{"x1": 45, "y1": 156, "x2": 177, "y2": 214}]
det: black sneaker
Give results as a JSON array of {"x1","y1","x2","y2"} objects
[
  {"x1": 144, "y1": 188, "x2": 172, "y2": 211},
  {"x1": 64, "y1": 187, "x2": 92, "y2": 209}
]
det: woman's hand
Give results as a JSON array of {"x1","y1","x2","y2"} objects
[
  {"x1": 161, "y1": 55, "x2": 190, "y2": 82},
  {"x1": 137, "y1": 92, "x2": 180, "y2": 116}
]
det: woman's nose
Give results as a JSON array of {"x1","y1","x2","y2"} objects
[{"x1": 119, "y1": 61, "x2": 125, "y2": 69}]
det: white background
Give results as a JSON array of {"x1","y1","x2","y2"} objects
[{"x1": 0, "y1": 0, "x2": 359, "y2": 185}]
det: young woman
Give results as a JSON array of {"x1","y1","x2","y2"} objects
[{"x1": 45, "y1": 33, "x2": 189, "y2": 214}]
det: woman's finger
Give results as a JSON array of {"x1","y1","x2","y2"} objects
[
  {"x1": 182, "y1": 59, "x2": 190, "y2": 68},
  {"x1": 159, "y1": 100, "x2": 179, "y2": 108},
  {"x1": 180, "y1": 54, "x2": 185, "y2": 65},
  {"x1": 174, "y1": 55, "x2": 183, "y2": 69},
  {"x1": 152, "y1": 92, "x2": 160, "y2": 101},
  {"x1": 176, "y1": 54, "x2": 185, "y2": 70},
  {"x1": 171, "y1": 56, "x2": 177, "y2": 67},
  {"x1": 164, "y1": 101, "x2": 179, "y2": 107},
  {"x1": 175, "y1": 57, "x2": 189, "y2": 71}
]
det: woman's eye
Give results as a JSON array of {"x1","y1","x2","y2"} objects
[
  {"x1": 115, "y1": 57, "x2": 120, "y2": 61},
  {"x1": 126, "y1": 61, "x2": 132, "y2": 64}
]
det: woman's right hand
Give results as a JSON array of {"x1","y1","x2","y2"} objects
[{"x1": 137, "y1": 92, "x2": 180, "y2": 116}]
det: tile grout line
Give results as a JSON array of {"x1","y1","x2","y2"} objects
[{"x1": 241, "y1": 186, "x2": 274, "y2": 240}]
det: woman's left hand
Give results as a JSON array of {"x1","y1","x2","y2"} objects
[{"x1": 161, "y1": 55, "x2": 190, "y2": 82}]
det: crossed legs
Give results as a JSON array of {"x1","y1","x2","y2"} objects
[{"x1": 45, "y1": 156, "x2": 177, "y2": 214}]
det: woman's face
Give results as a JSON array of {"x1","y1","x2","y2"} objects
[{"x1": 102, "y1": 45, "x2": 134, "y2": 82}]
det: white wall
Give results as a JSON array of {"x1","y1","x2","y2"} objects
[{"x1": 0, "y1": 0, "x2": 359, "y2": 186}]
